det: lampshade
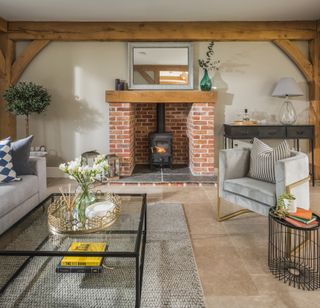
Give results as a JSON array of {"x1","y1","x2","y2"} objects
[{"x1": 272, "y1": 77, "x2": 303, "y2": 98}]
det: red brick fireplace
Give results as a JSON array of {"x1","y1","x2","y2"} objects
[{"x1": 106, "y1": 90, "x2": 216, "y2": 176}]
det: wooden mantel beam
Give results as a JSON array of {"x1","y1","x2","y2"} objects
[
  {"x1": 106, "y1": 90, "x2": 217, "y2": 103},
  {"x1": 7, "y1": 21, "x2": 317, "y2": 41},
  {"x1": 0, "y1": 17, "x2": 7, "y2": 33}
]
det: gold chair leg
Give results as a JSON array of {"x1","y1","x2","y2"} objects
[{"x1": 217, "y1": 194, "x2": 252, "y2": 222}]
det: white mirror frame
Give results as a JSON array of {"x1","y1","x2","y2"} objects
[{"x1": 128, "y1": 42, "x2": 193, "y2": 90}]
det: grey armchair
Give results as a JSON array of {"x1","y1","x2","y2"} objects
[{"x1": 218, "y1": 148, "x2": 310, "y2": 221}]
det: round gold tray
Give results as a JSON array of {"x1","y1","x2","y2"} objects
[
  {"x1": 232, "y1": 120, "x2": 257, "y2": 126},
  {"x1": 48, "y1": 193, "x2": 121, "y2": 235}
]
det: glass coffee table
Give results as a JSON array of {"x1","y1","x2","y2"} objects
[{"x1": 0, "y1": 193, "x2": 147, "y2": 308}]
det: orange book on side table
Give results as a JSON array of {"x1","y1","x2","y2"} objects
[{"x1": 289, "y1": 208, "x2": 313, "y2": 221}]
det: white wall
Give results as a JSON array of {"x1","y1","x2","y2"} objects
[
  {"x1": 16, "y1": 41, "x2": 309, "y2": 168},
  {"x1": 16, "y1": 42, "x2": 127, "y2": 167},
  {"x1": 196, "y1": 41, "x2": 309, "y2": 161}
]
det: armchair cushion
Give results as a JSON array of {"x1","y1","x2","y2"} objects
[
  {"x1": 224, "y1": 177, "x2": 276, "y2": 207},
  {"x1": 248, "y1": 138, "x2": 290, "y2": 183}
]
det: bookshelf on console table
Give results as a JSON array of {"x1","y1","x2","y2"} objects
[{"x1": 223, "y1": 124, "x2": 315, "y2": 186}]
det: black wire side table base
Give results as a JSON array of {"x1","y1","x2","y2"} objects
[{"x1": 268, "y1": 209, "x2": 320, "y2": 291}]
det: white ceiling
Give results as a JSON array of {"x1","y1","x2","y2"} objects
[{"x1": 0, "y1": 0, "x2": 319, "y2": 21}]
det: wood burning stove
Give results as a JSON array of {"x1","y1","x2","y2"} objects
[{"x1": 149, "y1": 104, "x2": 173, "y2": 168}]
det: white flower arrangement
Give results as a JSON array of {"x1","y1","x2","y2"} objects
[{"x1": 59, "y1": 155, "x2": 109, "y2": 188}]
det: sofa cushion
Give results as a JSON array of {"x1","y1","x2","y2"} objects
[
  {"x1": 0, "y1": 175, "x2": 38, "y2": 218},
  {"x1": 224, "y1": 177, "x2": 276, "y2": 207},
  {"x1": 0, "y1": 138, "x2": 20, "y2": 183},
  {"x1": 11, "y1": 135, "x2": 34, "y2": 175}
]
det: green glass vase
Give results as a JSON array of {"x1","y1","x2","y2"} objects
[{"x1": 200, "y1": 69, "x2": 212, "y2": 91}]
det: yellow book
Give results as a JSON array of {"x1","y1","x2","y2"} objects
[{"x1": 61, "y1": 242, "x2": 107, "y2": 267}]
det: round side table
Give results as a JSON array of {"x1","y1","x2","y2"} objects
[{"x1": 268, "y1": 208, "x2": 320, "y2": 290}]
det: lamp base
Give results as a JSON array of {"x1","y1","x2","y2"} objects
[{"x1": 279, "y1": 100, "x2": 297, "y2": 125}]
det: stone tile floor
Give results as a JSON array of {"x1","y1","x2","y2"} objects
[
  {"x1": 48, "y1": 178, "x2": 320, "y2": 308},
  {"x1": 109, "y1": 164, "x2": 216, "y2": 184}
]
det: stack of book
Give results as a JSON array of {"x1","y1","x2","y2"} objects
[
  {"x1": 56, "y1": 242, "x2": 107, "y2": 273},
  {"x1": 284, "y1": 208, "x2": 319, "y2": 228}
]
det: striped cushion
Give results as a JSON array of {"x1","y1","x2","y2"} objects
[
  {"x1": 0, "y1": 138, "x2": 20, "y2": 183},
  {"x1": 248, "y1": 138, "x2": 290, "y2": 183}
]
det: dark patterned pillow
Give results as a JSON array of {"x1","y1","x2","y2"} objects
[
  {"x1": 11, "y1": 135, "x2": 34, "y2": 175},
  {"x1": 248, "y1": 138, "x2": 291, "y2": 183},
  {"x1": 0, "y1": 138, "x2": 20, "y2": 183}
]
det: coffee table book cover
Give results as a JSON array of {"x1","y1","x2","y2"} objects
[{"x1": 56, "y1": 242, "x2": 107, "y2": 273}]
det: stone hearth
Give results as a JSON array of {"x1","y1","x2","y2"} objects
[{"x1": 106, "y1": 90, "x2": 216, "y2": 177}]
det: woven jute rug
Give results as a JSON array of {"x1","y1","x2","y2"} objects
[{"x1": 0, "y1": 203, "x2": 206, "y2": 308}]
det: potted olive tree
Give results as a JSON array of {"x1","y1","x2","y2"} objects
[{"x1": 3, "y1": 81, "x2": 51, "y2": 136}]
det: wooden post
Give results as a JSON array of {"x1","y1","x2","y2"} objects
[
  {"x1": 0, "y1": 33, "x2": 16, "y2": 139},
  {"x1": 309, "y1": 23, "x2": 320, "y2": 179}
]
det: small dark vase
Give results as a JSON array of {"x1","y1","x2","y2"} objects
[{"x1": 200, "y1": 69, "x2": 212, "y2": 91}]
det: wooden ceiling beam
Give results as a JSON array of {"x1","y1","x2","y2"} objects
[
  {"x1": 0, "y1": 37, "x2": 16, "y2": 139},
  {"x1": 273, "y1": 39, "x2": 313, "y2": 82},
  {"x1": 7, "y1": 21, "x2": 317, "y2": 41},
  {"x1": 0, "y1": 17, "x2": 7, "y2": 33},
  {"x1": 309, "y1": 31, "x2": 320, "y2": 178},
  {"x1": 11, "y1": 40, "x2": 50, "y2": 84},
  {"x1": 0, "y1": 50, "x2": 5, "y2": 76}
]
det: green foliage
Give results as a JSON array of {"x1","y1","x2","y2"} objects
[
  {"x1": 274, "y1": 193, "x2": 296, "y2": 218},
  {"x1": 198, "y1": 41, "x2": 220, "y2": 71},
  {"x1": 2, "y1": 81, "x2": 51, "y2": 116}
]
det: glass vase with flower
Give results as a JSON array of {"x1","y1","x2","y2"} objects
[
  {"x1": 198, "y1": 41, "x2": 220, "y2": 91},
  {"x1": 59, "y1": 155, "x2": 109, "y2": 226}
]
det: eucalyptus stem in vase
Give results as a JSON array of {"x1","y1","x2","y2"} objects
[{"x1": 198, "y1": 41, "x2": 220, "y2": 91}]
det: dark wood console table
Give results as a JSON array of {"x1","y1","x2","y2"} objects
[{"x1": 223, "y1": 124, "x2": 315, "y2": 186}]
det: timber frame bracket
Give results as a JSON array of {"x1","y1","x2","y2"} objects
[
  {"x1": 272, "y1": 39, "x2": 313, "y2": 82},
  {"x1": 11, "y1": 40, "x2": 50, "y2": 84}
]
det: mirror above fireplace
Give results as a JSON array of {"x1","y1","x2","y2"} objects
[{"x1": 128, "y1": 42, "x2": 193, "y2": 90}]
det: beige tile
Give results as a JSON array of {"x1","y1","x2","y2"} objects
[
  {"x1": 235, "y1": 295, "x2": 288, "y2": 308},
  {"x1": 205, "y1": 295, "x2": 238, "y2": 308},
  {"x1": 251, "y1": 274, "x2": 296, "y2": 296},
  {"x1": 252, "y1": 274, "x2": 320, "y2": 307},
  {"x1": 192, "y1": 236, "x2": 259, "y2": 296},
  {"x1": 283, "y1": 289, "x2": 320, "y2": 307},
  {"x1": 205, "y1": 295, "x2": 288, "y2": 308},
  {"x1": 184, "y1": 203, "x2": 227, "y2": 237}
]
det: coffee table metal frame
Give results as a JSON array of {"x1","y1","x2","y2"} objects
[{"x1": 0, "y1": 193, "x2": 147, "y2": 308}]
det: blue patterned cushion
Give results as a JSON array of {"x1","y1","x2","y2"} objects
[{"x1": 0, "y1": 138, "x2": 20, "y2": 183}]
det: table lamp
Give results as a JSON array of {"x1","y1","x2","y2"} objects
[{"x1": 272, "y1": 77, "x2": 303, "y2": 125}]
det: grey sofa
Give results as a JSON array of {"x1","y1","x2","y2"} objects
[
  {"x1": 0, "y1": 156, "x2": 47, "y2": 235},
  {"x1": 218, "y1": 148, "x2": 310, "y2": 220}
]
